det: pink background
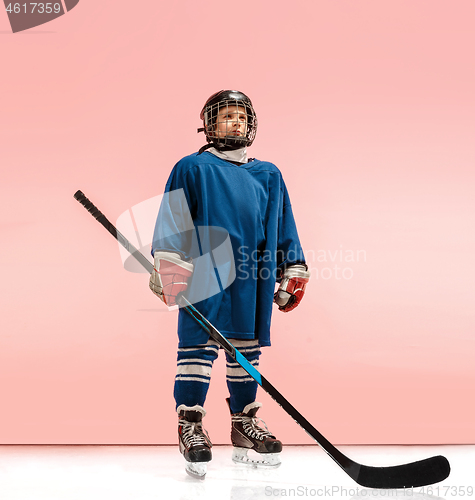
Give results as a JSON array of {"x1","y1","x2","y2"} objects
[{"x1": 1, "y1": 0, "x2": 474, "y2": 445}]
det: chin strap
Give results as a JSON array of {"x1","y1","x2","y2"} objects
[
  {"x1": 198, "y1": 143, "x2": 248, "y2": 159},
  {"x1": 198, "y1": 143, "x2": 214, "y2": 155}
]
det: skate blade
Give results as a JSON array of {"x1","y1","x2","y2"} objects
[
  {"x1": 185, "y1": 461, "x2": 207, "y2": 479},
  {"x1": 232, "y1": 447, "x2": 281, "y2": 468}
]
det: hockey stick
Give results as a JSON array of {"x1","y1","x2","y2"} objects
[{"x1": 73, "y1": 189, "x2": 450, "y2": 489}]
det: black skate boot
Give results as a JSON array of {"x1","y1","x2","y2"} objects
[
  {"x1": 177, "y1": 404, "x2": 212, "y2": 479},
  {"x1": 226, "y1": 398, "x2": 282, "y2": 467}
]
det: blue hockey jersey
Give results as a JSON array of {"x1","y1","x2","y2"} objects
[{"x1": 152, "y1": 151, "x2": 305, "y2": 348}]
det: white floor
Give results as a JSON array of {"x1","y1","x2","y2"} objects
[{"x1": 0, "y1": 444, "x2": 473, "y2": 499}]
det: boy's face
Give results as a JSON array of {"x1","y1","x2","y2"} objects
[{"x1": 214, "y1": 105, "x2": 248, "y2": 139}]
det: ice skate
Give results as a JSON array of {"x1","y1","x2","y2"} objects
[
  {"x1": 227, "y1": 398, "x2": 282, "y2": 468},
  {"x1": 177, "y1": 404, "x2": 212, "y2": 479}
]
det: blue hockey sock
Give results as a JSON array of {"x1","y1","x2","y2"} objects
[
  {"x1": 225, "y1": 341, "x2": 261, "y2": 414},
  {"x1": 174, "y1": 342, "x2": 219, "y2": 409}
]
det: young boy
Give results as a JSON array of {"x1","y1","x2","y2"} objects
[{"x1": 150, "y1": 90, "x2": 309, "y2": 478}]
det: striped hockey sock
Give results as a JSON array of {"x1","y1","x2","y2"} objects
[
  {"x1": 225, "y1": 340, "x2": 261, "y2": 414},
  {"x1": 174, "y1": 341, "x2": 219, "y2": 408},
  {"x1": 173, "y1": 339, "x2": 261, "y2": 413}
]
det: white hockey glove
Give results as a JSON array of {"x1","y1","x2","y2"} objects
[
  {"x1": 149, "y1": 251, "x2": 193, "y2": 307},
  {"x1": 274, "y1": 264, "x2": 310, "y2": 313}
]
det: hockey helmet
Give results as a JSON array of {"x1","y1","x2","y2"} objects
[{"x1": 198, "y1": 90, "x2": 257, "y2": 150}]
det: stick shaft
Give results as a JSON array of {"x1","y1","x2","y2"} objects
[{"x1": 73, "y1": 189, "x2": 450, "y2": 489}]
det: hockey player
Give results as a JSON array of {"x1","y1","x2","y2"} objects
[{"x1": 150, "y1": 90, "x2": 310, "y2": 478}]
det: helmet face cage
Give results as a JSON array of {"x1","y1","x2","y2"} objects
[{"x1": 201, "y1": 91, "x2": 257, "y2": 149}]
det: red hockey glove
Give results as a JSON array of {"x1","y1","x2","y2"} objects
[
  {"x1": 274, "y1": 264, "x2": 310, "y2": 313},
  {"x1": 149, "y1": 251, "x2": 193, "y2": 306}
]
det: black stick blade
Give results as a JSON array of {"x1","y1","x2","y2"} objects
[{"x1": 355, "y1": 455, "x2": 450, "y2": 489}]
